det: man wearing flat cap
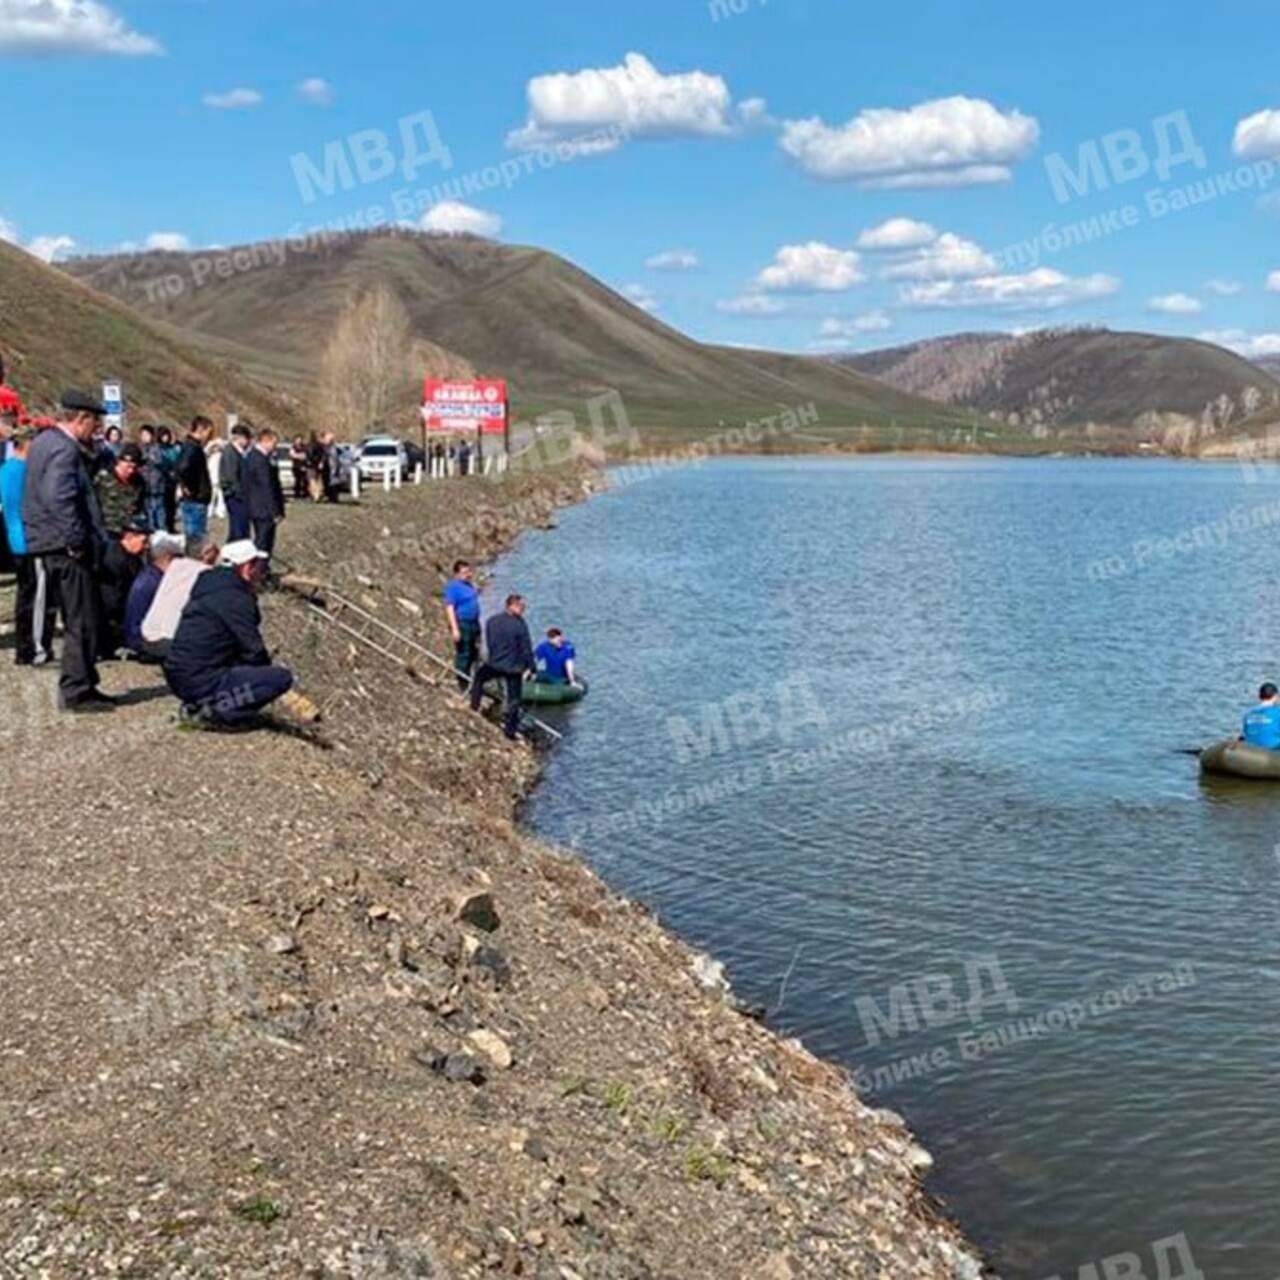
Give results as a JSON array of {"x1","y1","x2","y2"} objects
[{"x1": 22, "y1": 389, "x2": 114, "y2": 712}]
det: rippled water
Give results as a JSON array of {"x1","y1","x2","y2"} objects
[{"x1": 485, "y1": 457, "x2": 1280, "y2": 1279}]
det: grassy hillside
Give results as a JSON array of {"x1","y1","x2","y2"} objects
[
  {"x1": 0, "y1": 240, "x2": 305, "y2": 432},
  {"x1": 66, "y1": 230, "x2": 981, "y2": 450},
  {"x1": 842, "y1": 328, "x2": 1280, "y2": 449}
]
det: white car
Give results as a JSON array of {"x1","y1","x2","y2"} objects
[{"x1": 357, "y1": 436, "x2": 408, "y2": 482}]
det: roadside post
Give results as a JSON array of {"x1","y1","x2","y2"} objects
[{"x1": 102, "y1": 379, "x2": 125, "y2": 435}]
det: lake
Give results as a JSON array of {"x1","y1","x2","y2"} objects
[{"x1": 485, "y1": 456, "x2": 1280, "y2": 1279}]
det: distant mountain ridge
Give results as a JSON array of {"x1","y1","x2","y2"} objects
[
  {"x1": 842, "y1": 327, "x2": 1280, "y2": 450},
  {"x1": 63, "y1": 229, "x2": 975, "y2": 444}
]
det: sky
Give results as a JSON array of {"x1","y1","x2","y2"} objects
[{"x1": 2, "y1": 0, "x2": 1279, "y2": 359}]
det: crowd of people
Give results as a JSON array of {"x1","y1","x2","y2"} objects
[
  {"x1": 0, "y1": 370, "x2": 577, "y2": 741},
  {"x1": 0, "y1": 383, "x2": 294, "y2": 727}
]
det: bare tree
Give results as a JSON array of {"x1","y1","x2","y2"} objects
[{"x1": 315, "y1": 285, "x2": 413, "y2": 435}]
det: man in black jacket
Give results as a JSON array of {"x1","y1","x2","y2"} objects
[
  {"x1": 22, "y1": 390, "x2": 114, "y2": 712},
  {"x1": 97, "y1": 515, "x2": 150, "y2": 659},
  {"x1": 219, "y1": 421, "x2": 253, "y2": 541},
  {"x1": 243, "y1": 427, "x2": 285, "y2": 561},
  {"x1": 163, "y1": 539, "x2": 294, "y2": 726},
  {"x1": 469, "y1": 593, "x2": 535, "y2": 739},
  {"x1": 176, "y1": 416, "x2": 213, "y2": 545}
]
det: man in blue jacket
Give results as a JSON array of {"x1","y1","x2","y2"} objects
[
  {"x1": 0, "y1": 427, "x2": 57, "y2": 666},
  {"x1": 1242, "y1": 683, "x2": 1280, "y2": 749},
  {"x1": 469, "y1": 593, "x2": 535, "y2": 739},
  {"x1": 22, "y1": 390, "x2": 112, "y2": 711},
  {"x1": 163, "y1": 539, "x2": 294, "y2": 727}
]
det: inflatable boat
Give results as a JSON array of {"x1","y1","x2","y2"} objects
[
  {"x1": 1199, "y1": 739, "x2": 1280, "y2": 780},
  {"x1": 521, "y1": 677, "x2": 589, "y2": 706}
]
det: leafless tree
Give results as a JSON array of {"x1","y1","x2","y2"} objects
[{"x1": 315, "y1": 285, "x2": 413, "y2": 436}]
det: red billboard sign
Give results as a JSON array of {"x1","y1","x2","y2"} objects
[{"x1": 421, "y1": 378, "x2": 507, "y2": 434}]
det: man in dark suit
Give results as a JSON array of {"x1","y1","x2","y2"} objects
[
  {"x1": 469, "y1": 593, "x2": 536, "y2": 740},
  {"x1": 23, "y1": 389, "x2": 114, "y2": 712},
  {"x1": 243, "y1": 427, "x2": 285, "y2": 562}
]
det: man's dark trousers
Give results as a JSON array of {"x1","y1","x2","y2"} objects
[
  {"x1": 454, "y1": 618, "x2": 480, "y2": 692},
  {"x1": 183, "y1": 665, "x2": 293, "y2": 725},
  {"x1": 225, "y1": 495, "x2": 250, "y2": 542},
  {"x1": 40, "y1": 551, "x2": 100, "y2": 703},
  {"x1": 13, "y1": 554, "x2": 57, "y2": 665},
  {"x1": 252, "y1": 518, "x2": 277, "y2": 561},
  {"x1": 470, "y1": 664, "x2": 523, "y2": 738}
]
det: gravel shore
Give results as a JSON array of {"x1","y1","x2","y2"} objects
[{"x1": 0, "y1": 465, "x2": 985, "y2": 1278}]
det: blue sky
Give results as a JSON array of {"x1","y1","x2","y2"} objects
[{"x1": 2, "y1": 0, "x2": 1279, "y2": 358}]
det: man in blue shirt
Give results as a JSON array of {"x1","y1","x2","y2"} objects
[
  {"x1": 534, "y1": 627, "x2": 578, "y2": 685},
  {"x1": 1242, "y1": 683, "x2": 1280, "y2": 749},
  {"x1": 0, "y1": 428, "x2": 56, "y2": 666},
  {"x1": 443, "y1": 559, "x2": 481, "y2": 692}
]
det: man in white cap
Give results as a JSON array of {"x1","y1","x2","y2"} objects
[{"x1": 162, "y1": 538, "x2": 294, "y2": 727}]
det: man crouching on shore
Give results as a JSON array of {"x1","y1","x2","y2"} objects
[{"x1": 163, "y1": 539, "x2": 294, "y2": 729}]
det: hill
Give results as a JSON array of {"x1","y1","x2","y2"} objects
[
  {"x1": 63, "y1": 230, "x2": 981, "y2": 449},
  {"x1": 841, "y1": 328, "x2": 1280, "y2": 451},
  {"x1": 1255, "y1": 355, "x2": 1280, "y2": 379},
  {"x1": 0, "y1": 239, "x2": 304, "y2": 432}
]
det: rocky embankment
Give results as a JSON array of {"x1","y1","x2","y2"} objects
[{"x1": 0, "y1": 464, "x2": 985, "y2": 1278}]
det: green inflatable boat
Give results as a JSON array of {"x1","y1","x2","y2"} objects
[
  {"x1": 1199, "y1": 739, "x2": 1280, "y2": 780},
  {"x1": 521, "y1": 677, "x2": 589, "y2": 706}
]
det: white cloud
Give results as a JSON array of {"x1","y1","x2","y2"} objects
[
  {"x1": 645, "y1": 249, "x2": 700, "y2": 271},
  {"x1": 143, "y1": 232, "x2": 190, "y2": 253},
  {"x1": 1206, "y1": 279, "x2": 1242, "y2": 297},
  {"x1": 1267, "y1": 270, "x2": 1280, "y2": 293},
  {"x1": 1234, "y1": 109, "x2": 1280, "y2": 160},
  {"x1": 622, "y1": 283, "x2": 658, "y2": 312},
  {"x1": 819, "y1": 311, "x2": 892, "y2": 338},
  {"x1": 737, "y1": 96, "x2": 773, "y2": 128},
  {"x1": 27, "y1": 234, "x2": 76, "y2": 263},
  {"x1": 0, "y1": 0, "x2": 160, "y2": 55},
  {"x1": 779, "y1": 95, "x2": 1039, "y2": 188},
  {"x1": 297, "y1": 77, "x2": 333, "y2": 105},
  {"x1": 418, "y1": 201, "x2": 501, "y2": 236},
  {"x1": 900, "y1": 268, "x2": 1120, "y2": 311},
  {"x1": 716, "y1": 293, "x2": 787, "y2": 316},
  {"x1": 0, "y1": 215, "x2": 16, "y2": 244},
  {"x1": 1198, "y1": 329, "x2": 1280, "y2": 359},
  {"x1": 506, "y1": 52, "x2": 737, "y2": 152},
  {"x1": 203, "y1": 88, "x2": 263, "y2": 110},
  {"x1": 755, "y1": 242, "x2": 863, "y2": 293},
  {"x1": 882, "y1": 232, "x2": 994, "y2": 281},
  {"x1": 855, "y1": 217, "x2": 938, "y2": 251},
  {"x1": 1148, "y1": 292, "x2": 1202, "y2": 315}
]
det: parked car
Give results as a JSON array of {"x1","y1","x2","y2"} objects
[
  {"x1": 271, "y1": 444, "x2": 294, "y2": 492},
  {"x1": 357, "y1": 435, "x2": 409, "y2": 483}
]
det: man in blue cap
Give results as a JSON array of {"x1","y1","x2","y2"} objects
[{"x1": 22, "y1": 389, "x2": 114, "y2": 712}]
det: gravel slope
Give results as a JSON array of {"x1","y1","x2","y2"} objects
[{"x1": 0, "y1": 467, "x2": 985, "y2": 1278}]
